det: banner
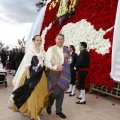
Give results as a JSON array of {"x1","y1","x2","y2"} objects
[{"x1": 110, "y1": 0, "x2": 120, "y2": 82}]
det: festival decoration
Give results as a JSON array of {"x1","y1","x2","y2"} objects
[{"x1": 40, "y1": 0, "x2": 118, "y2": 89}]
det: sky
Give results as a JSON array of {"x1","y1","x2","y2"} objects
[{"x1": 0, "y1": 0, "x2": 39, "y2": 49}]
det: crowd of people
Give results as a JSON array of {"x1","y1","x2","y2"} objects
[
  {"x1": 0, "y1": 47, "x2": 25, "y2": 75},
  {"x1": 6, "y1": 34, "x2": 90, "y2": 120}
]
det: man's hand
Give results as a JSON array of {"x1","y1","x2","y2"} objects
[
  {"x1": 50, "y1": 60, "x2": 55, "y2": 66},
  {"x1": 57, "y1": 66, "x2": 64, "y2": 71}
]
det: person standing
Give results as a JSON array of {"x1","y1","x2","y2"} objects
[
  {"x1": 0, "y1": 49, "x2": 7, "y2": 68},
  {"x1": 75, "y1": 42, "x2": 90, "y2": 104},
  {"x1": 65, "y1": 45, "x2": 78, "y2": 96},
  {"x1": 13, "y1": 49, "x2": 19, "y2": 76},
  {"x1": 9, "y1": 49, "x2": 16, "y2": 74},
  {"x1": 14, "y1": 47, "x2": 25, "y2": 72},
  {"x1": 8, "y1": 35, "x2": 48, "y2": 120},
  {"x1": 45, "y1": 33, "x2": 71, "y2": 119}
]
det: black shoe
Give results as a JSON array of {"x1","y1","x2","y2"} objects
[
  {"x1": 46, "y1": 106, "x2": 51, "y2": 115},
  {"x1": 69, "y1": 93, "x2": 75, "y2": 97},
  {"x1": 77, "y1": 97, "x2": 82, "y2": 100},
  {"x1": 56, "y1": 112, "x2": 66, "y2": 119},
  {"x1": 65, "y1": 91, "x2": 72, "y2": 94},
  {"x1": 76, "y1": 101, "x2": 86, "y2": 104}
]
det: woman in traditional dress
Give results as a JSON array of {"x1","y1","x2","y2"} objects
[{"x1": 8, "y1": 35, "x2": 48, "y2": 120}]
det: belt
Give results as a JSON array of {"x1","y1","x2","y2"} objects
[
  {"x1": 50, "y1": 70, "x2": 61, "y2": 74},
  {"x1": 79, "y1": 68, "x2": 89, "y2": 70}
]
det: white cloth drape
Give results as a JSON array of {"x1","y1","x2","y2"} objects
[
  {"x1": 26, "y1": 6, "x2": 46, "y2": 43},
  {"x1": 110, "y1": 0, "x2": 120, "y2": 81},
  {"x1": 26, "y1": 0, "x2": 52, "y2": 43}
]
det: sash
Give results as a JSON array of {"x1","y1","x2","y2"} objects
[
  {"x1": 48, "y1": 47, "x2": 71, "y2": 92},
  {"x1": 12, "y1": 56, "x2": 43, "y2": 109},
  {"x1": 12, "y1": 67, "x2": 43, "y2": 109},
  {"x1": 56, "y1": 47, "x2": 71, "y2": 90}
]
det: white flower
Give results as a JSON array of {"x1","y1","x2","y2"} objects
[
  {"x1": 60, "y1": 19, "x2": 112, "y2": 55},
  {"x1": 41, "y1": 19, "x2": 112, "y2": 55}
]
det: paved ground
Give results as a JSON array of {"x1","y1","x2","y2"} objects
[{"x1": 0, "y1": 72, "x2": 120, "y2": 120}]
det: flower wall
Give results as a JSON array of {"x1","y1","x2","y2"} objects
[{"x1": 40, "y1": 0, "x2": 118, "y2": 89}]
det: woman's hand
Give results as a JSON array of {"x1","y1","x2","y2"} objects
[{"x1": 26, "y1": 66, "x2": 30, "y2": 79}]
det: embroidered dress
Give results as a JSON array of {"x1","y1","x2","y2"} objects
[{"x1": 9, "y1": 49, "x2": 48, "y2": 120}]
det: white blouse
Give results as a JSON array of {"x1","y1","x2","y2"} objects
[{"x1": 25, "y1": 48, "x2": 45, "y2": 68}]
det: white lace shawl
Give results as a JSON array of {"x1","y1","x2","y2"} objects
[{"x1": 12, "y1": 41, "x2": 45, "y2": 91}]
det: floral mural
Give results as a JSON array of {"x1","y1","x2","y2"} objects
[{"x1": 40, "y1": 0, "x2": 118, "y2": 89}]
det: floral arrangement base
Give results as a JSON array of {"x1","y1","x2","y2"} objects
[{"x1": 90, "y1": 81, "x2": 120, "y2": 99}]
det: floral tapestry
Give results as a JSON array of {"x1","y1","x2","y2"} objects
[{"x1": 40, "y1": 0, "x2": 118, "y2": 89}]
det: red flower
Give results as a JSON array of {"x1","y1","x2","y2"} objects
[{"x1": 40, "y1": 0, "x2": 118, "y2": 89}]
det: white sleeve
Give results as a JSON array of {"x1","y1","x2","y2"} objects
[
  {"x1": 25, "y1": 53, "x2": 33, "y2": 67},
  {"x1": 44, "y1": 47, "x2": 57, "y2": 70},
  {"x1": 43, "y1": 50, "x2": 46, "y2": 59}
]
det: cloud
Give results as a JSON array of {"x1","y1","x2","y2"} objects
[
  {"x1": 0, "y1": 0, "x2": 39, "y2": 23},
  {"x1": 0, "y1": 21, "x2": 32, "y2": 45}
]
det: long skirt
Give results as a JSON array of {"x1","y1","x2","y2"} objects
[{"x1": 9, "y1": 71, "x2": 48, "y2": 120}]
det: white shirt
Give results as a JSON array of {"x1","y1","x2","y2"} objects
[
  {"x1": 45, "y1": 46, "x2": 64, "y2": 70},
  {"x1": 70, "y1": 52, "x2": 73, "y2": 55}
]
